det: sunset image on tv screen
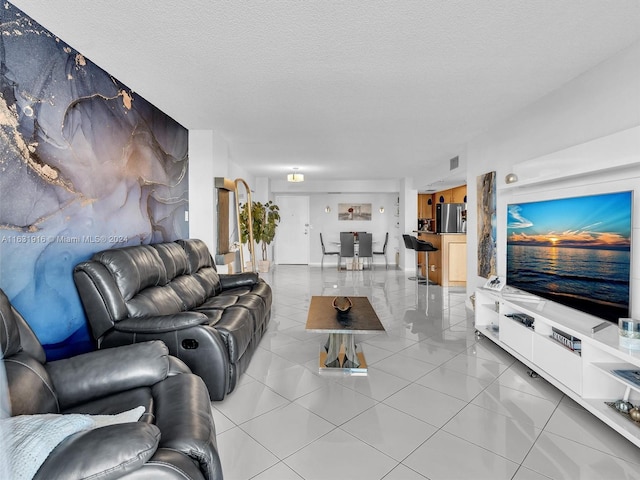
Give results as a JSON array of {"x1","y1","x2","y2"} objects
[{"x1": 507, "y1": 191, "x2": 632, "y2": 322}]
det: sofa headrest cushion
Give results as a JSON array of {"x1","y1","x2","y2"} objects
[
  {"x1": 92, "y1": 246, "x2": 167, "y2": 301},
  {"x1": 0, "y1": 289, "x2": 22, "y2": 358},
  {"x1": 176, "y1": 239, "x2": 216, "y2": 274},
  {"x1": 152, "y1": 243, "x2": 190, "y2": 280}
]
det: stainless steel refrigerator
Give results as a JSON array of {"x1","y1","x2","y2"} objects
[{"x1": 436, "y1": 203, "x2": 466, "y2": 233}]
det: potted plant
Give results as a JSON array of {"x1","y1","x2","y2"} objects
[{"x1": 239, "y1": 200, "x2": 281, "y2": 272}]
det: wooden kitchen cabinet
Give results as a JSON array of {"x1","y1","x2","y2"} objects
[
  {"x1": 417, "y1": 232, "x2": 466, "y2": 287},
  {"x1": 451, "y1": 185, "x2": 467, "y2": 203},
  {"x1": 417, "y1": 232, "x2": 441, "y2": 284},
  {"x1": 433, "y1": 185, "x2": 467, "y2": 205},
  {"x1": 434, "y1": 189, "x2": 452, "y2": 204},
  {"x1": 417, "y1": 194, "x2": 434, "y2": 219}
]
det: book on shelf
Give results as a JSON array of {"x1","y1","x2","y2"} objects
[
  {"x1": 505, "y1": 312, "x2": 534, "y2": 328},
  {"x1": 611, "y1": 369, "x2": 640, "y2": 388},
  {"x1": 551, "y1": 327, "x2": 581, "y2": 352}
]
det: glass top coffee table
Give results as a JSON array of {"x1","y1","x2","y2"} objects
[{"x1": 305, "y1": 296, "x2": 385, "y2": 374}]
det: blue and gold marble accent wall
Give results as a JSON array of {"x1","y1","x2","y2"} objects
[{"x1": 0, "y1": 3, "x2": 189, "y2": 359}]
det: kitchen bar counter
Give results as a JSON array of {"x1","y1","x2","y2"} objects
[{"x1": 413, "y1": 231, "x2": 466, "y2": 286}]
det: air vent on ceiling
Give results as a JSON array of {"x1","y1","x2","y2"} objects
[{"x1": 449, "y1": 156, "x2": 459, "y2": 170}]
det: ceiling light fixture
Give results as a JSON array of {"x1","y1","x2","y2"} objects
[{"x1": 287, "y1": 168, "x2": 304, "y2": 183}]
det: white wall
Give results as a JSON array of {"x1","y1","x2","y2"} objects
[
  {"x1": 465, "y1": 40, "x2": 640, "y2": 317},
  {"x1": 188, "y1": 130, "x2": 216, "y2": 253},
  {"x1": 304, "y1": 192, "x2": 399, "y2": 267},
  {"x1": 189, "y1": 129, "x2": 259, "y2": 272},
  {"x1": 188, "y1": 141, "x2": 426, "y2": 270},
  {"x1": 269, "y1": 178, "x2": 416, "y2": 269}
]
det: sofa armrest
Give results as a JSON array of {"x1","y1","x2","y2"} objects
[
  {"x1": 113, "y1": 311, "x2": 208, "y2": 334},
  {"x1": 34, "y1": 423, "x2": 160, "y2": 480},
  {"x1": 219, "y1": 272, "x2": 259, "y2": 290},
  {"x1": 168, "y1": 356, "x2": 191, "y2": 376},
  {"x1": 139, "y1": 448, "x2": 209, "y2": 480},
  {"x1": 46, "y1": 341, "x2": 171, "y2": 409},
  {"x1": 153, "y1": 374, "x2": 223, "y2": 480}
]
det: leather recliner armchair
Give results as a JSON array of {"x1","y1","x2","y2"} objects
[{"x1": 0, "y1": 288, "x2": 223, "y2": 479}]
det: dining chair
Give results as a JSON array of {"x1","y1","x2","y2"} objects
[
  {"x1": 320, "y1": 233, "x2": 339, "y2": 268},
  {"x1": 339, "y1": 231, "x2": 355, "y2": 270},
  {"x1": 373, "y1": 232, "x2": 389, "y2": 269},
  {"x1": 357, "y1": 232, "x2": 373, "y2": 269}
]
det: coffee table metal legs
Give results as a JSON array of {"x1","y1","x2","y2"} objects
[
  {"x1": 323, "y1": 333, "x2": 360, "y2": 368},
  {"x1": 324, "y1": 333, "x2": 342, "y2": 367}
]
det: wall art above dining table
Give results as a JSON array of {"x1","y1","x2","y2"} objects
[{"x1": 338, "y1": 203, "x2": 372, "y2": 221}]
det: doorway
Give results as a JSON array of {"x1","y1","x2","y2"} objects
[{"x1": 275, "y1": 195, "x2": 310, "y2": 264}]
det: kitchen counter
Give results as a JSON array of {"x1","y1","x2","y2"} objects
[{"x1": 414, "y1": 232, "x2": 466, "y2": 287}]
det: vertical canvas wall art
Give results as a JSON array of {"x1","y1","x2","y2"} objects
[
  {"x1": 477, "y1": 171, "x2": 497, "y2": 278},
  {"x1": 0, "y1": 2, "x2": 189, "y2": 359}
]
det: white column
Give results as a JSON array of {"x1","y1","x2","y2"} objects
[
  {"x1": 400, "y1": 177, "x2": 417, "y2": 271},
  {"x1": 188, "y1": 130, "x2": 215, "y2": 253}
]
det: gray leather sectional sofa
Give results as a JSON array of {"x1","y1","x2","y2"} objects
[
  {"x1": 1, "y1": 288, "x2": 222, "y2": 479},
  {"x1": 73, "y1": 238, "x2": 272, "y2": 400}
]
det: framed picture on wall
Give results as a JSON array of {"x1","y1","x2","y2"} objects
[
  {"x1": 338, "y1": 203, "x2": 372, "y2": 221},
  {"x1": 477, "y1": 171, "x2": 497, "y2": 278}
]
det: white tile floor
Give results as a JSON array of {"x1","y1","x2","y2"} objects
[{"x1": 213, "y1": 265, "x2": 640, "y2": 480}]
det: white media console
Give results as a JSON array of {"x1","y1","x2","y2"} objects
[{"x1": 475, "y1": 286, "x2": 640, "y2": 448}]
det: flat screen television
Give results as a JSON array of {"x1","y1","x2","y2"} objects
[{"x1": 507, "y1": 190, "x2": 633, "y2": 323}]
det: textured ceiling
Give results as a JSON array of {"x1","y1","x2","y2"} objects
[{"x1": 9, "y1": 0, "x2": 640, "y2": 187}]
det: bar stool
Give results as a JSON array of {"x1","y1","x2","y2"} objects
[
  {"x1": 411, "y1": 236, "x2": 438, "y2": 285},
  {"x1": 402, "y1": 234, "x2": 423, "y2": 283}
]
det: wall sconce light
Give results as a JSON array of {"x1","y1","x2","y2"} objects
[
  {"x1": 379, "y1": 206, "x2": 385, "y2": 213},
  {"x1": 505, "y1": 173, "x2": 518, "y2": 184},
  {"x1": 324, "y1": 206, "x2": 331, "y2": 213},
  {"x1": 427, "y1": 198, "x2": 432, "y2": 205},
  {"x1": 287, "y1": 168, "x2": 304, "y2": 182}
]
